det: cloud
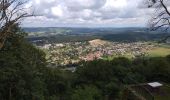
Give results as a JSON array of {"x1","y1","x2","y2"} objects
[
  {"x1": 66, "y1": 0, "x2": 106, "y2": 11},
  {"x1": 22, "y1": 0, "x2": 156, "y2": 27}
]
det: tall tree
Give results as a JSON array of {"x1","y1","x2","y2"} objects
[
  {"x1": 148, "y1": 0, "x2": 170, "y2": 31},
  {"x1": 0, "y1": 0, "x2": 33, "y2": 49},
  {"x1": 0, "y1": 24, "x2": 47, "y2": 100}
]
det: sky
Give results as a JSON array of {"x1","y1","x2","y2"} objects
[{"x1": 22, "y1": 0, "x2": 156, "y2": 27}]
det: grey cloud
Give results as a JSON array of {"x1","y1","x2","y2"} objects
[
  {"x1": 23, "y1": 0, "x2": 155, "y2": 27},
  {"x1": 66, "y1": 0, "x2": 106, "y2": 11}
]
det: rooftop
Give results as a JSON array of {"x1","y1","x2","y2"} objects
[{"x1": 148, "y1": 82, "x2": 163, "y2": 88}]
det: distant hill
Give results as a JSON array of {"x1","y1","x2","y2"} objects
[
  {"x1": 23, "y1": 27, "x2": 165, "y2": 36},
  {"x1": 24, "y1": 27, "x2": 170, "y2": 44}
]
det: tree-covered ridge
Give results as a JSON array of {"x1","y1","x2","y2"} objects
[{"x1": 26, "y1": 27, "x2": 170, "y2": 44}]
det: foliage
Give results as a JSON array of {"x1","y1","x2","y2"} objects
[
  {"x1": 44, "y1": 68, "x2": 73, "y2": 100},
  {"x1": 0, "y1": 0, "x2": 33, "y2": 49},
  {"x1": 71, "y1": 85, "x2": 102, "y2": 100},
  {"x1": 0, "y1": 25, "x2": 46, "y2": 100}
]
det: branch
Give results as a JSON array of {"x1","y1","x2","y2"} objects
[
  {"x1": 152, "y1": 17, "x2": 170, "y2": 26},
  {"x1": 0, "y1": 0, "x2": 34, "y2": 49},
  {"x1": 153, "y1": 23, "x2": 169, "y2": 30},
  {"x1": 160, "y1": 0, "x2": 170, "y2": 16}
]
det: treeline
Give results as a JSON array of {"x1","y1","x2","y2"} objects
[
  {"x1": 27, "y1": 32, "x2": 170, "y2": 46},
  {"x1": 101, "y1": 32, "x2": 169, "y2": 42},
  {"x1": 27, "y1": 35, "x2": 100, "y2": 45},
  {"x1": 0, "y1": 26, "x2": 170, "y2": 100}
]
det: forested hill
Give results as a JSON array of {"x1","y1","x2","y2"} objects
[
  {"x1": 24, "y1": 27, "x2": 170, "y2": 43},
  {"x1": 24, "y1": 27, "x2": 168, "y2": 36}
]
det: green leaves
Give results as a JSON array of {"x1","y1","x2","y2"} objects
[
  {"x1": 0, "y1": 25, "x2": 46, "y2": 100},
  {"x1": 71, "y1": 85, "x2": 102, "y2": 100}
]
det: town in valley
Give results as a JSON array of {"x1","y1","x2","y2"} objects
[{"x1": 36, "y1": 39, "x2": 163, "y2": 67}]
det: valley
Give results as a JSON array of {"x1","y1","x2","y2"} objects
[
  {"x1": 25, "y1": 27, "x2": 170, "y2": 67},
  {"x1": 37, "y1": 39, "x2": 170, "y2": 67}
]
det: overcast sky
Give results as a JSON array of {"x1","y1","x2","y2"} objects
[{"x1": 22, "y1": 0, "x2": 156, "y2": 27}]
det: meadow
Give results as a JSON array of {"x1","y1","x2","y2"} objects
[{"x1": 148, "y1": 44, "x2": 170, "y2": 57}]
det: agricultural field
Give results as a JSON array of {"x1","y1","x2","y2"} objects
[{"x1": 147, "y1": 44, "x2": 170, "y2": 57}]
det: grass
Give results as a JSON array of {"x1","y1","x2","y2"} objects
[{"x1": 148, "y1": 47, "x2": 170, "y2": 57}]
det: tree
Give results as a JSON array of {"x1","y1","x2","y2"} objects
[
  {"x1": 71, "y1": 85, "x2": 102, "y2": 100},
  {"x1": 0, "y1": 24, "x2": 46, "y2": 100},
  {"x1": 147, "y1": 0, "x2": 170, "y2": 31},
  {"x1": 75, "y1": 59, "x2": 130, "y2": 99},
  {"x1": 44, "y1": 68, "x2": 73, "y2": 100},
  {"x1": 0, "y1": 0, "x2": 33, "y2": 49}
]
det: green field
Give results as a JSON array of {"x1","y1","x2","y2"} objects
[{"x1": 148, "y1": 47, "x2": 170, "y2": 57}]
